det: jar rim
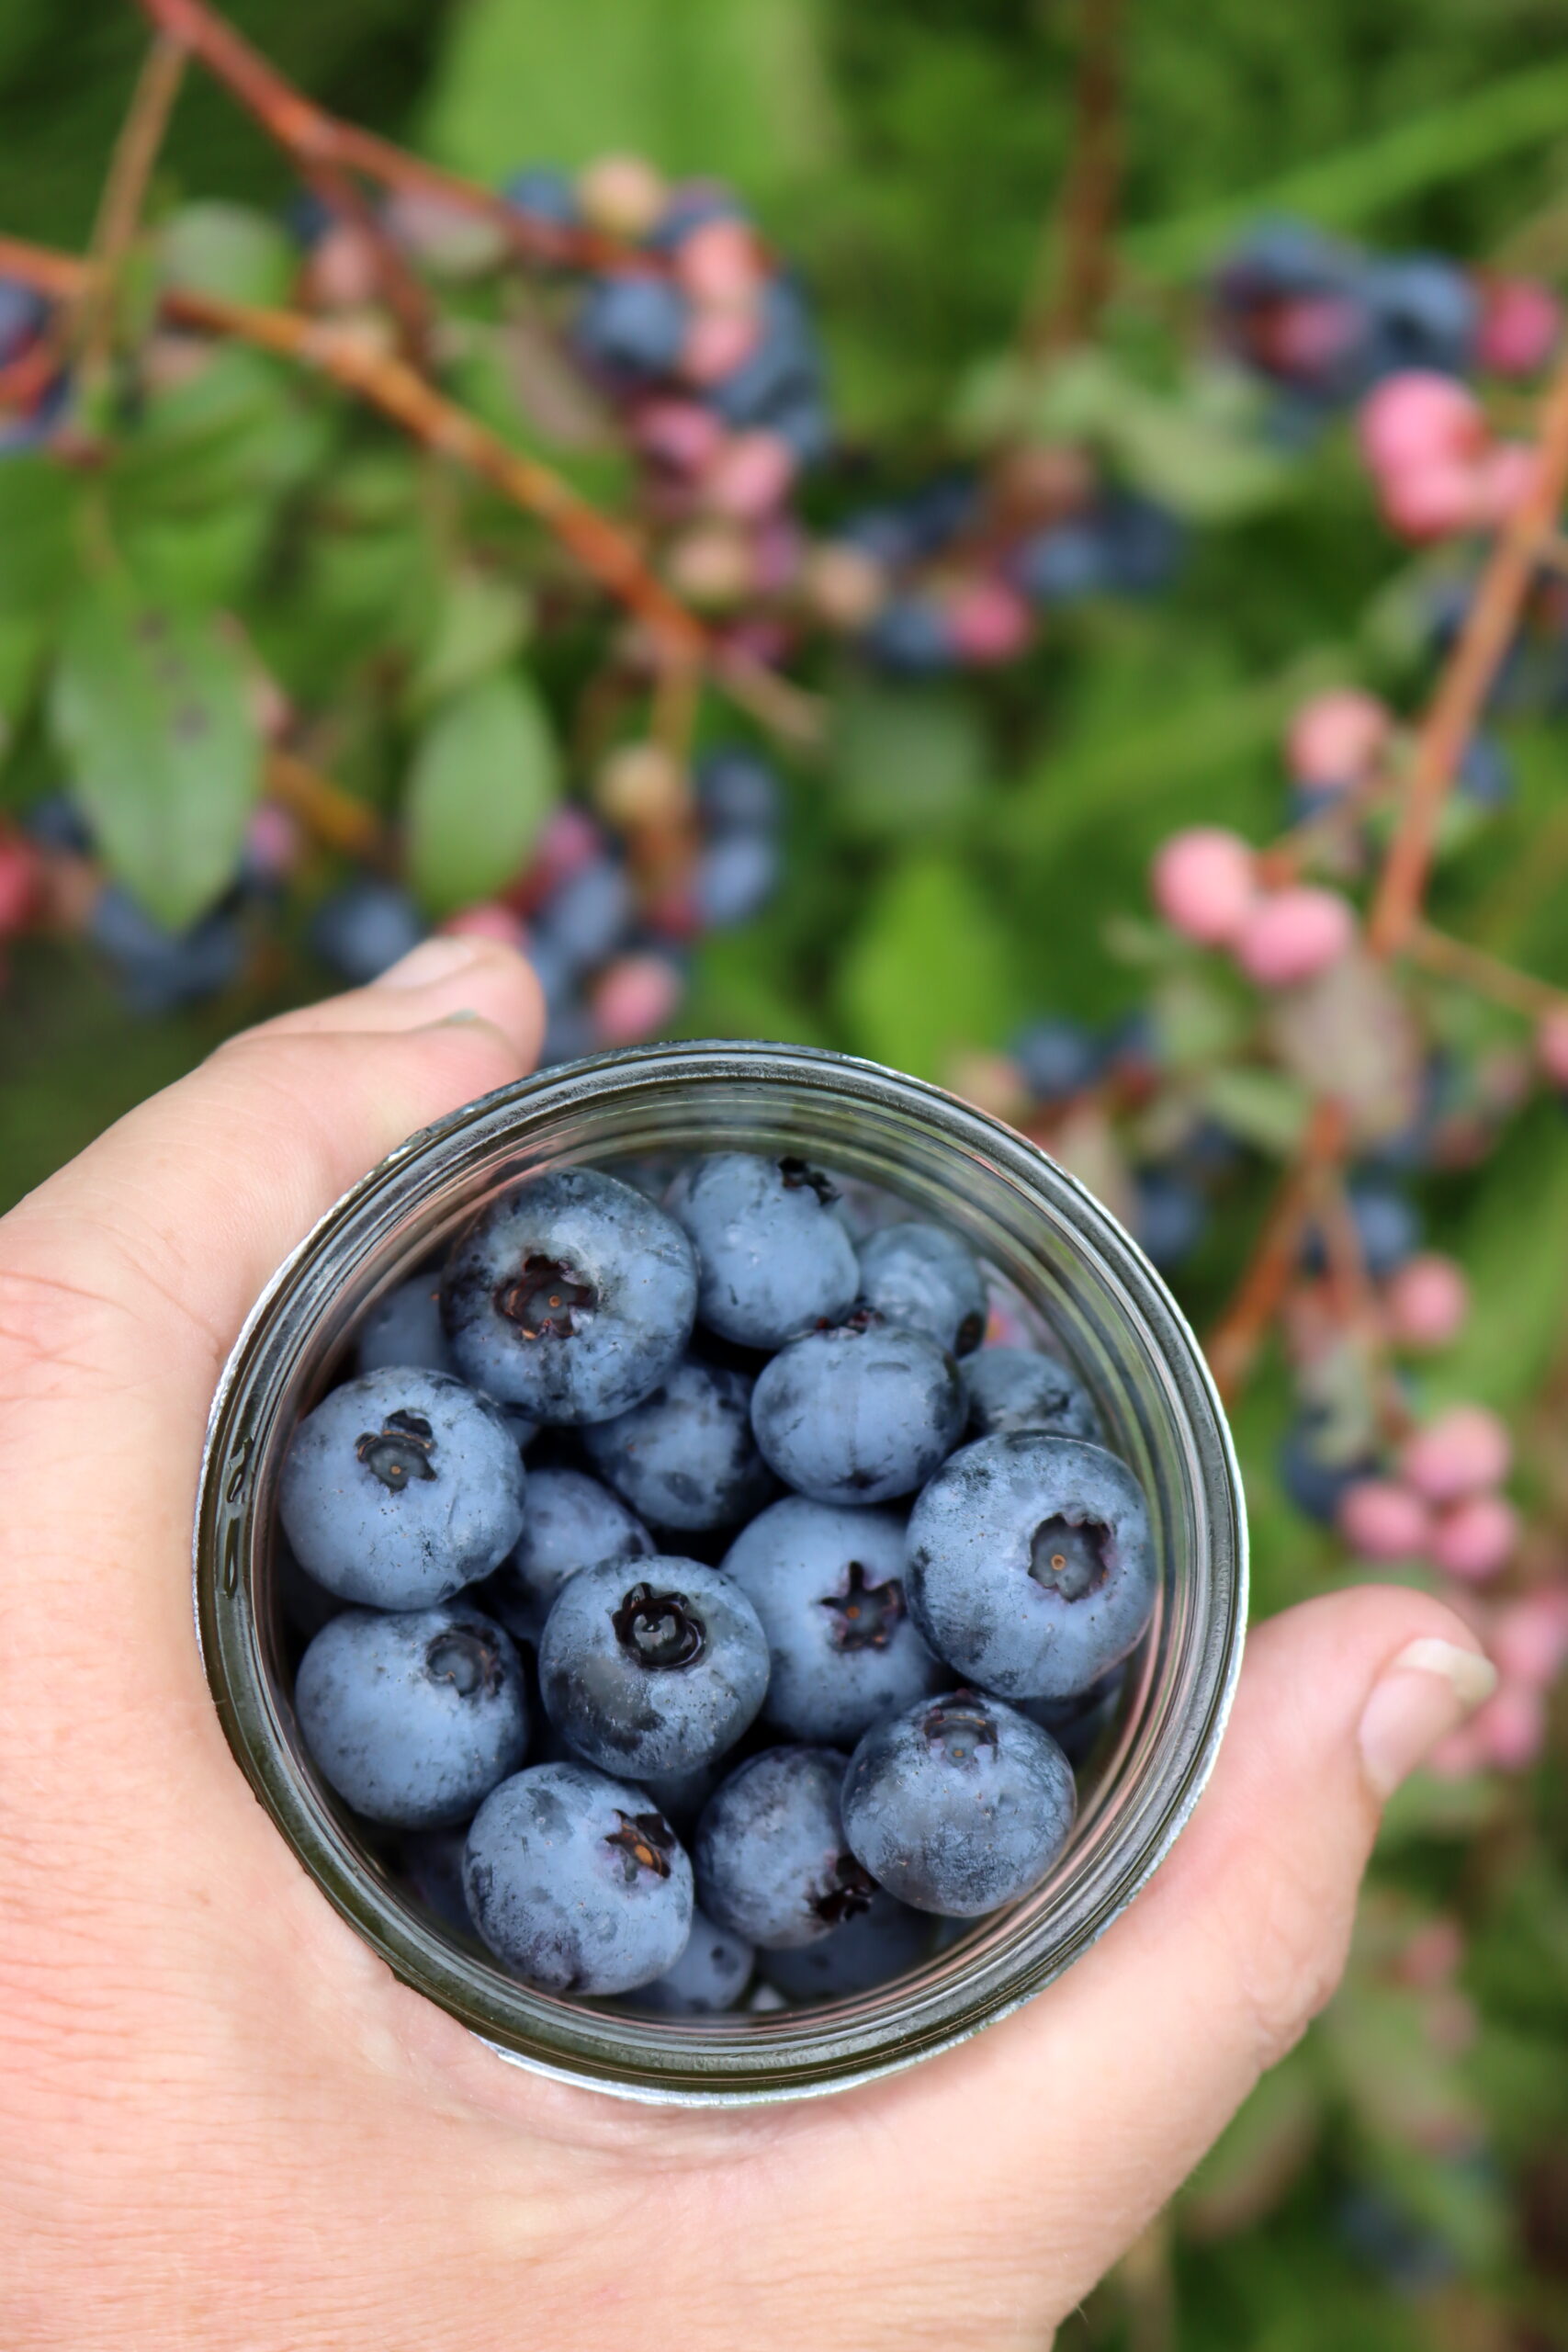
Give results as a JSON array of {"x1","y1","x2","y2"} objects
[{"x1": 195, "y1": 1039, "x2": 1248, "y2": 2104}]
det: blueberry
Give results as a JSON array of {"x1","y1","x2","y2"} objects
[
  {"x1": 279, "y1": 1368, "x2": 527, "y2": 1609},
  {"x1": 574, "y1": 275, "x2": 688, "y2": 382},
  {"x1": 693, "y1": 831, "x2": 779, "y2": 928},
  {"x1": 487, "y1": 1465, "x2": 654, "y2": 1644},
  {"x1": 724, "y1": 1496, "x2": 943, "y2": 1745},
  {"x1": 537, "y1": 1556, "x2": 770, "y2": 1775},
  {"x1": 400, "y1": 1821, "x2": 477, "y2": 1935},
  {"x1": 464, "y1": 1761, "x2": 694, "y2": 1995},
  {"x1": 581, "y1": 1356, "x2": 773, "y2": 1529},
  {"x1": 632, "y1": 1905, "x2": 753, "y2": 2015},
  {"x1": 1459, "y1": 735, "x2": 1514, "y2": 808},
  {"x1": 0, "y1": 277, "x2": 46, "y2": 366},
  {"x1": 355, "y1": 1273, "x2": 455, "y2": 1378},
  {"x1": 1010, "y1": 522, "x2": 1110, "y2": 606},
  {"x1": 310, "y1": 879, "x2": 425, "y2": 983},
  {"x1": 694, "y1": 747, "x2": 781, "y2": 833},
  {"x1": 862, "y1": 597, "x2": 953, "y2": 674},
  {"x1": 442, "y1": 1168, "x2": 697, "y2": 1422},
  {"x1": 856, "y1": 1221, "x2": 987, "y2": 1356},
  {"x1": 705, "y1": 280, "x2": 821, "y2": 426},
  {"x1": 1010, "y1": 1015, "x2": 1101, "y2": 1102},
  {"x1": 23, "y1": 791, "x2": 94, "y2": 855},
  {"x1": 959, "y1": 1347, "x2": 1101, "y2": 1443},
  {"x1": 841, "y1": 1689, "x2": 1077, "y2": 1916},
  {"x1": 502, "y1": 166, "x2": 579, "y2": 231},
  {"x1": 751, "y1": 1311, "x2": 964, "y2": 1508},
  {"x1": 88, "y1": 888, "x2": 245, "y2": 1014},
  {"x1": 1099, "y1": 494, "x2": 1184, "y2": 595},
  {"x1": 1007, "y1": 1661, "x2": 1126, "y2": 1768},
  {"x1": 761, "y1": 1887, "x2": 931, "y2": 2002},
  {"x1": 533, "y1": 858, "x2": 634, "y2": 974},
  {"x1": 1303, "y1": 1180, "x2": 1421, "y2": 1280},
  {"x1": 694, "y1": 1746, "x2": 874, "y2": 1949},
  {"x1": 667, "y1": 1152, "x2": 859, "y2": 1350},
  {"x1": 637, "y1": 1757, "x2": 722, "y2": 1835},
  {"x1": 1133, "y1": 1169, "x2": 1208, "y2": 1271},
  {"x1": 900, "y1": 474, "x2": 981, "y2": 554},
  {"x1": 1278, "y1": 1413, "x2": 1377, "y2": 1526},
  {"x1": 905, "y1": 1433, "x2": 1156, "y2": 1700},
  {"x1": 1367, "y1": 255, "x2": 1477, "y2": 377},
  {"x1": 295, "y1": 1603, "x2": 528, "y2": 1827}
]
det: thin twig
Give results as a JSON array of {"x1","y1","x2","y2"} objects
[
  {"x1": 132, "y1": 0, "x2": 658, "y2": 278},
  {"x1": 297, "y1": 155, "x2": 435, "y2": 367},
  {"x1": 1025, "y1": 0, "x2": 1123, "y2": 356},
  {"x1": 73, "y1": 32, "x2": 188, "y2": 385},
  {"x1": 1409, "y1": 921, "x2": 1568, "y2": 1023},
  {"x1": 266, "y1": 748, "x2": 387, "y2": 862},
  {"x1": 1367, "y1": 342, "x2": 1568, "y2": 957},
  {"x1": 1205, "y1": 1099, "x2": 1347, "y2": 1404}
]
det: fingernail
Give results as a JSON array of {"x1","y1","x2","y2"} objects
[
  {"x1": 1359, "y1": 1637, "x2": 1497, "y2": 1799},
  {"x1": 374, "y1": 936, "x2": 487, "y2": 991}
]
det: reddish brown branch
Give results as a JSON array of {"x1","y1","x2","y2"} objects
[
  {"x1": 1205, "y1": 1100, "x2": 1347, "y2": 1405},
  {"x1": 1409, "y1": 922, "x2": 1568, "y2": 1023},
  {"x1": 75, "y1": 31, "x2": 188, "y2": 381},
  {"x1": 1027, "y1": 0, "x2": 1123, "y2": 356},
  {"x1": 1367, "y1": 345, "x2": 1568, "y2": 957}
]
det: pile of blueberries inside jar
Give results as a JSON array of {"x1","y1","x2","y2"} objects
[{"x1": 277, "y1": 1151, "x2": 1156, "y2": 2014}]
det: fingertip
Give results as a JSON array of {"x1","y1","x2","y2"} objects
[{"x1": 254, "y1": 937, "x2": 547, "y2": 1066}]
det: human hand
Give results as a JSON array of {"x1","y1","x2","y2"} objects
[{"x1": 0, "y1": 939, "x2": 1496, "y2": 2351}]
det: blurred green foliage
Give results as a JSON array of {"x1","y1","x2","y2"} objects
[{"x1": 2, "y1": 3, "x2": 1568, "y2": 2345}]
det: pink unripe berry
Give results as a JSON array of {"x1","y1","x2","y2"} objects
[
  {"x1": 1233, "y1": 886, "x2": 1355, "y2": 988},
  {"x1": 592, "y1": 741, "x2": 690, "y2": 831},
  {"x1": 1478, "y1": 278, "x2": 1561, "y2": 377},
  {"x1": 1493, "y1": 1591, "x2": 1568, "y2": 1689},
  {"x1": 1474, "y1": 441, "x2": 1540, "y2": 527},
  {"x1": 717, "y1": 614, "x2": 790, "y2": 667},
  {"x1": 306, "y1": 223, "x2": 382, "y2": 311},
  {"x1": 1264, "y1": 294, "x2": 1366, "y2": 378},
  {"x1": 1384, "y1": 1252, "x2": 1470, "y2": 1351},
  {"x1": 1430, "y1": 1493, "x2": 1519, "y2": 1581},
  {"x1": 1378, "y1": 459, "x2": 1483, "y2": 544},
  {"x1": 577, "y1": 154, "x2": 667, "y2": 240},
  {"x1": 751, "y1": 517, "x2": 804, "y2": 595},
  {"x1": 948, "y1": 578, "x2": 1032, "y2": 665},
  {"x1": 1400, "y1": 1403, "x2": 1512, "y2": 1502},
  {"x1": 0, "y1": 831, "x2": 42, "y2": 933},
  {"x1": 681, "y1": 306, "x2": 761, "y2": 385},
  {"x1": 1476, "y1": 1680, "x2": 1546, "y2": 1771},
  {"x1": 675, "y1": 219, "x2": 764, "y2": 306},
  {"x1": 590, "y1": 951, "x2": 683, "y2": 1046},
  {"x1": 666, "y1": 524, "x2": 755, "y2": 607},
  {"x1": 632, "y1": 398, "x2": 723, "y2": 475},
  {"x1": 1337, "y1": 1477, "x2": 1432, "y2": 1561},
  {"x1": 804, "y1": 542, "x2": 888, "y2": 629},
  {"x1": 1537, "y1": 1007, "x2": 1568, "y2": 1088},
  {"x1": 1150, "y1": 827, "x2": 1258, "y2": 946},
  {"x1": 702, "y1": 429, "x2": 795, "y2": 520},
  {"x1": 1358, "y1": 371, "x2": 1485, "y2": 475},
  {"x1": 1285, "y1": 688, "x2": 1393, "y2": 787},
  {"x1": 440, "y1": 900, "x2": 527, "y2": 950},
  {"x1": 243, "y1": 802, "x2": 302, "y2": 884}
]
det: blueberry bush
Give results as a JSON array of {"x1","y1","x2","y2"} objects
[{"x1": 3, "y1": 0, "x2": 1568, "y2": 2340}]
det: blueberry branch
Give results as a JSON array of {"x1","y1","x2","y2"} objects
[
  {"x1": 73, "y1": 31, "x2": 188, "y2": 393},
  {"x1": 1205, "y1": 1099, "x2": 1347, "y2": 1404}
]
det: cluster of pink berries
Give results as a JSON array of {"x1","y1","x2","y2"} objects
[
  {"x1": 1358, "y1": 372, "x2": 1540, "y2": 545},
  {"x1": 1151, "y1": 824, "x2": 1356, "y2": 987}
]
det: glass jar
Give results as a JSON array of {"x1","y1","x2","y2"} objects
[{"x1": 194, "y1": 1041, "x2": 1247, "y2": 2105}]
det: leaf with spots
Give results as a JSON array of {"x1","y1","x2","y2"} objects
[{"x1": 50, "y1": 584, "x2": 261, "y2": 932}]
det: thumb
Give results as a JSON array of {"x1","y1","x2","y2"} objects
[{"x1": 800, "y1": 1587, "x2": 1496, "y2": 2339}]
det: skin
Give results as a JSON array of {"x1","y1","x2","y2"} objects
[{"x1": 0, "y1": 935, "x2": 1492, "y2": 2351}]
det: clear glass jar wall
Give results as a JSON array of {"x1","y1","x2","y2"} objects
[{"x1": 195, "y1": 1043, "x2": 1247, "y2": 2104}]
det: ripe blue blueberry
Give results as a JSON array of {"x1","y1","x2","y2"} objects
[
  {"x1": 442, "y1": 1168, "x2": 697, "y2": 1423},
  {"x1": 355, "y1": 1272, "x2": 454, "y2": 1378},
  {"x1": 694, "y1": 832, "x2": 779, "y2": 929},
  {"x1": 400, "y1": 1821, "x2": 477, "y2": 1936},
  {"x1": 464, "y1": 1762, "x2": 694, "y2": 1995},
  {"x1": 88, "y1": 888, "x2": 245, "y2": 1015},
  {"x1": 862, "y1": 597, "x2": 953, "y2": 675},
  {"x1": 905, "y1": 1432, "x2": 1156, "y2": 1700},
  {"x1": 761, "y1": 1887, "x2": 931, "y2": 2003},
  {"x1": 502, "y1": 167, "x2": 579, "y2": 231},
  {"x1": 1008, "y1": 1661, "x2": 1127, "y2": 1769},
  {"x1": 279, "y1": 1367, "x2": 526, "y2": 1609},
  {"x1": 841, "y1": 1689, "x2": 1077, "y2": 1916},
  {"x1": 960, "y1": 1346, "x2": 1101, "y2": 1443},
  {"x1": 581, "y1": 1356, "x2": 773, "y2": 1530},
  {"x1": 574, "y1": 275, "x2": 688, "y2": 382},
  {"x1": 295, "y1": 1603, "x2": 528, "y2": 1828},
  {"x1": 310, "y1": 878, "x2": 424, "y2": 983},
  {"x1": 537, "y1": 1556, "x2": 770, "y2": 1775},
  {"x1": 856, "y1": 1221, "x2": 987, "y2": 1356},
  {"x1": 1133, "y1": 1169, "x2": 1208, "y2": 1272},
  {"x1": 722, "y1": 1496, "x2": 943, "y2": 1745},
  {"x1": 694, "y1": 1746, "x2": 874, "y2": 1950},
  {"x1": 1010, "y1": 1016, "x2": 1100, "y2": 1102},
  {"x1": 705, "y1": 280, "x2": 820, "y2": 426},
  {"x1": 532, "y1": 857, "x2": 634, "y2": 975},
  {"x1": 694, "y1": 747, "x2": 780, "y2": 833},
  {"x1": 666, "y1": 1151, "x2": 859, "y2": 1350},
  {"x1": 632, "y1": 1905, "x2": 754, "y2": 2015},
  {"x1": 486, "y1": 1465, "x2": 654, "y2": 1645},
  {"x1": 750, "y1": 1310, "x2": 964, "y2": 1508}
]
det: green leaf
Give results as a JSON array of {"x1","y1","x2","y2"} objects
[
  {"x1": 51, "y1": 586, "x2": 261, "y2": 930},
  {"x1": 1199, "y1": 1064, "x2": 1313, "y2": 1154},
  {"x1": 109, "y1": 349, "x2": 323, "y2": 521},
  {"x1": 424, "y1": 0, "x2": 840, "y2": 200},
  {"x1": 404, "y1": 671, "x2": 559, "y2": 916},
  {"x1": 0, "y1": 458, "x2": 77, "y2": 624},
  {"x1": 837, "y1": 853, "x2": 1016, "y2": 1081},
  {"x1": 829, "y1": 678, "x2": 987, "y2": 842},
  {"x1": 155, "y1": 202, "x2": 297, "y2": 308},
  {"x1": 405, "y1": 567, "x2": 533, "y2": 717}
]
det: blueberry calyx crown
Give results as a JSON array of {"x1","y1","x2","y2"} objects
[
  {"x1": 954, "y1": 1308, "x2": 986, "y2": 1354},
  {"x1": 813, "y1": 1849, "x2": 878, "y2": 1926},
  {"x1": 355, "y1": 1408, "x2": 437, "y2": 1491},
  {"x1": 819, "y1": 1558, "x2": 905, "y2": 1653},
  {"x1": 424, "y1": 1625, "x2": 502, "y2": 1699},
  {"x1": 922, "y1": 1692, "x2": 999, "y2": 1767},
  {"x1": 611, "y1": 1581, "x2": 706, "y2": 1670},
  {"x1": 777, "y1": 1155, "x2": 838, "y2": 1206},
  {"x1": 818, "y1": 1303, "x2": 884, "y2": 1339},
  {"x1": 604, "y1": 1807, "x2": 677, "y2": 1881},
  {"x1": 1029, "y1": 1513, "x2": 1109, "y2": 1602},
  {"x1": 494, "y1": 1251, "x2": 596, "y2": 1340}
]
